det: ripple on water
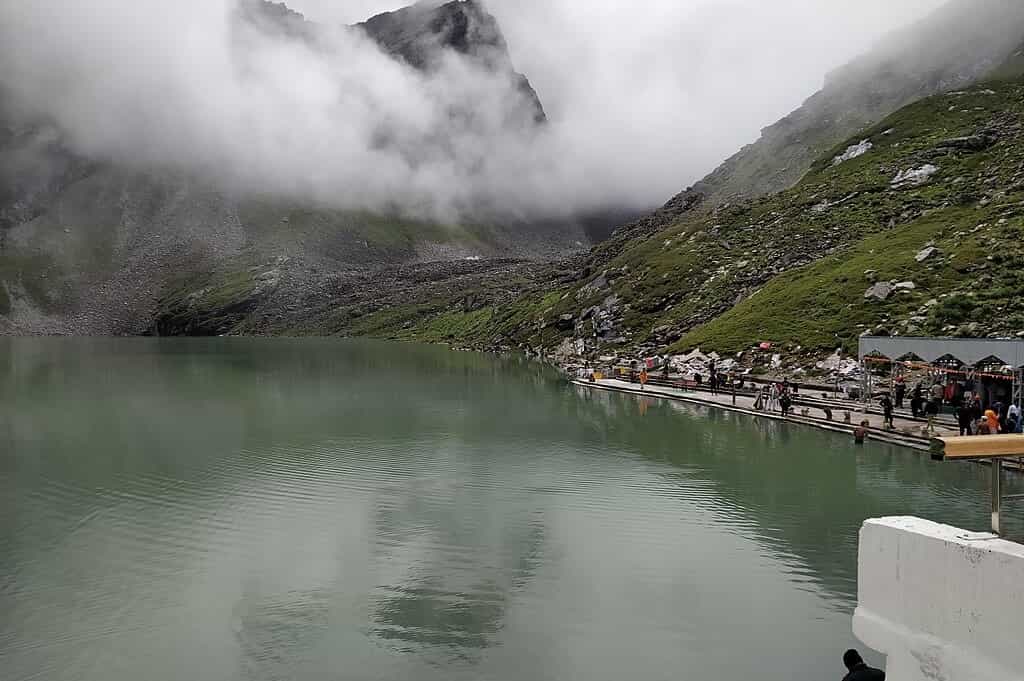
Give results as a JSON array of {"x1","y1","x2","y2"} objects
[{"x1": 3, "y1": 338, "x2": 1020, "y2": 681}]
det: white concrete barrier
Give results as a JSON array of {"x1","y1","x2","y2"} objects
[{"x1": 854, "y1": 517, "x2": 1024, "y2": 681}]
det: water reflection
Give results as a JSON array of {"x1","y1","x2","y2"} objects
[{"x1": 1, "y1": 338, "x2": 1019, "y2": 681}]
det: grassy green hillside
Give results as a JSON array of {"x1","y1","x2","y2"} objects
[{"x1": 367, "y1": 77, "x2": 1024, "y2": 359}]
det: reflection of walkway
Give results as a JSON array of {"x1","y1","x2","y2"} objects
[{"x1": 576, "y1": 378, "x2": 958, "y2": 451}]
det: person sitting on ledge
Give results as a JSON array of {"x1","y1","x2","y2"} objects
[{"x1": 842, "y1": 649, "x2": 885, "y2": 681}]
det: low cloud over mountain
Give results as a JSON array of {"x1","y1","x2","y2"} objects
[{"x1": 1, "y1": 0, "x2": 947, "y2": 221}]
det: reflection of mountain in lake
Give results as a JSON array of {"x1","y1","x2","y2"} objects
[
  {"x1": 232, "y1": 588, "x2": 332, "y2": 679},
  {"x1": 369, "y1": 484, "x2": 547, "y2": 660},
  {"x1": 5, "y1": 338, "x2": 1022, "y2": 681}
]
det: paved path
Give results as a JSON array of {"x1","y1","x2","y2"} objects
[{"x1": 576, "y1": 378, "x2": 960, "y2": 450}]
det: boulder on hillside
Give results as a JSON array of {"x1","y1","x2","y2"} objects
[
  {"x1": 833, "y1": 139, "x2": 873, "y2": 166},
  {"x1": 892, "y1": 164, "x2": 939, "y2": 188},
  {"x1": 936, "y1": 134, "x2": 997, "y2": 152},
  {"x1": 865, "y1": 282, "x2": 894, "y2": 301}
]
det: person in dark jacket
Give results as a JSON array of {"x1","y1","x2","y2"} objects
[
  {"x1": 956, "y1": 403, "x2": 973, "y2": 436},
  {"x1": 894, "y1": 380, "x2": 906, "y2": 409},
  {"x1": 969, "y1": 396, "x2": 983, "y2": 429},
  {"x1": 910, "y1": 384, "x2": 924, "y2": 418},
  {"x1": 779, "y1": 392, "x2": 792, "y2": 417},
  {"x1": 879, "y1": 394, "x2": 894, "y2": 429},
  {"x1": 842, "y1": 649, "x2": 885, "y2": 681}
]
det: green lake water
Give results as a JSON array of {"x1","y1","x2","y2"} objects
[{"x1": 1, "y1": 338, "x2": 1018, "y2": 681}]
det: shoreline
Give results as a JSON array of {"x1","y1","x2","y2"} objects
[
  {"x1": 572, "y1": 378, "x2": 930, "y2": 451},
  {"x1": 573, "y1": 379, "x2": 1024, "y2": 475}
]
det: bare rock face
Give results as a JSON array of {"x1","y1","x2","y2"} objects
[
  {"x1": 359, "y1": 0, "x2": 507, "y2": 70},
  {"x1": 357, "y1": 0, "x2": 546, "y2": 124},
  {"x1": 238, "y1": 0, "x2": 313, "y2": 39},
  {"x1": 865, "y1": 282, "x2": 894, "y2": 302}
]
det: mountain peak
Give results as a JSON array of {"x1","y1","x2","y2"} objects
[
  {"x1": 358, "y1": 1, "x2": 503, "y2": 70},
  {"x1": 239, "y1": 0, "x2": 314, "y2": 40},
  {"x1": 358, "y1": 0, "x2": 546, "y2": 123}
]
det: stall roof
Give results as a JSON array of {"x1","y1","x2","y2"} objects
[{"x1": 858, "y1": 336, "x2": 1024, "y2": 369}]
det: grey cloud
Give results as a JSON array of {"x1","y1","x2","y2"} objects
[{"x1": 0, "y1": 0, "x2": 947, "y2": 222}]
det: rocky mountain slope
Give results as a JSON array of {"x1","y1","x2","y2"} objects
[
  {"x1": 136, "y1": 1, "x2": 1024, "y2": 352},
  {"x1": 633, "y1": 0, "x2": 1024, "y2": 240},
  {"x1": 8, "y1": 0, "x2": 1024, "y2": 356},
  {"x1": 336, "y1": 48, "x2": 1024, "y2": 369},
  {"x1": 0, "y1": 0, "x2": 575, "y2": 335}
]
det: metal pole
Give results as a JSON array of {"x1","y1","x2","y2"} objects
[
  {"x1": 1016, "y1": 369, "x2": 1023, "y2": 414},
  {"x1": 992, "y1": 458, "x2": 1003, "y2": 536},
  {"x1": 861, "y1": 359, "x2": 868, "y2": 412},
  {"x1": 889, "y1": 360, "x2": 895, "y2": 400}
]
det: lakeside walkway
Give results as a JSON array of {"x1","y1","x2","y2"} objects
[{"x1": 574, "y1": 377, "x2": 962, "y2": 452}]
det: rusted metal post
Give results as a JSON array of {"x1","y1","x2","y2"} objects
[{"x1": 992, "y1": 458, "x2": 1003, "y2": 536}]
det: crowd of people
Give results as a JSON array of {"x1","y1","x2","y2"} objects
[
  {"x1": 883, "y1": 377, "x2": 1022, "y2": 435},
  {"x1": 621, "y1": 360, "x2": 1023, "y2": 439},
  {"x1": 751, "y1": 378, "x2": 797, "y2": 417},
  {"x1": 954, "y1": 396, "x2": 1021, "y2": 435}
]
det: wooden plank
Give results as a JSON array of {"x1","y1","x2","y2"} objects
[{"x1": 931, "y1": 434, "x2": 1024, "y2": 461}]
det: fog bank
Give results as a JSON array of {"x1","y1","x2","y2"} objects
[{"x1": 0, "y1": 0, "x2": 946, "y2": 221}]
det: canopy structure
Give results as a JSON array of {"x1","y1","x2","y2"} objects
[
  {"x1": 859, "y1": 336, "x2": 1024, "y2": 369},
  {"x1": 858, "y1": 336, "x2": 1024, "y2": 410}
]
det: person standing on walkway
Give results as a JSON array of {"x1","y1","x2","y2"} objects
[
  {"x1": 911, "y1": 384, "x2": 924, "y2": 418},
  {"x1": 754, "y1": 387, "x2": 765, "y2": 411},
  {"x1": 956, "y1": 402, "x2": 973, "y2": 436},
  {"x1": 1009, "y1": 404, "x2": 1022, "y2": 434},
  {"x1": 969, "y1": 396, "x2": 983, "y2": 434},
  {"x1": 931, "y1": 381, "x2": 945, "y2": 413},
  {"x1": 894, "y1": 379, "x2": 906, "y2": 409},
  {"x1": 879, "y1": 394, "x2": 894, "y2": 430},
  {"x1": 842, "y1": 649, "x2": 885, "y2": 680},
  {"x1": 925, "y1": 397, "x2": 939, "y2": 435},
  {"x1": 639, "y1": 368, "x2": 649, "y2": 392},
  {"x1": 709, "y1": 371, "x2": 719, "y2": 395},
  {"x1": 779, "y1": 392, "x2": 792, "y2": 418}
]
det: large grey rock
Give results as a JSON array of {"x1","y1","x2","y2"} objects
[
  {"x1": 936, "y1": 134, "x2": 997, "y2": 152},
  {"x1": 892, "y1": 164, "x2": 939, "y2": 188},
  {"x1": 832, "y1": 139, "x2": 873, "y2": 166},
  {"x1": 865, "y1": 282, "x2": 894, "y2": 301},
  {"x1": 915, "y1": 246, "x2": 940, "y2": 262}
]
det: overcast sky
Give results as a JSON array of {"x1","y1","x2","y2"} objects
[
  {"x1": 280, "y1": 0, "x2": 949, "y2": 205},
  {"x1": 292, "y1": 0, "x2": 946, "y2": 186},
  {"x1": 0, "y1": 0, "x2": 948, "y2": 219}
]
